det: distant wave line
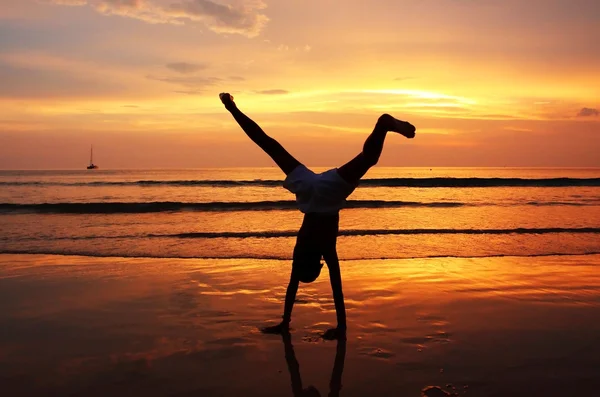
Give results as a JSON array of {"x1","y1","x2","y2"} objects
[
  {"x1": 156, "y1": 228, "x2": 600, "y2": 238},
  {"x1": 1, "y1": 200, "x2": 598, "y2": 214},
  {"x1": 0, "y1": 201, "x2": 463, "y2": 213},
  {"x1": 4, "y1": 227, "x2": 600, "y2": 242},
  {"x1": 2, "y1": 250, "x2": 600, "y2": 261},
  {"x1": 1, "y1": 177, "x2": 600, "y2": 188}
]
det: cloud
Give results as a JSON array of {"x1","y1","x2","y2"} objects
[
  {"x1": 168, "y1": 0, "x2": 268, "y2": 37},
  {"x1": 394, "y1": 77, "x2": 415, "y2": 81},
  {"x1": 47, "y1": 0, "x2": 269, "y2": 37},
  {"x1": 0, "y1": 63, "x2": 125, "y2": 98},
  {"x1": 148, "y1": 69, "x2": 247, "y2": 94},
  {"x1": 256, "y1": 89, "x2": 289, "y2": 95},
  {"x1": 50, "y1": 0, "x2": 88, "y2": 4},
  {"x1": 147, "y1": 71, "x2": 248, "y2": 93},
  {"x1": 173, "y1": 89, "x2": 204, "y2": 95},
  {"x1": 166, "y1": 62, "x2": 206, "y2": 74},
  {"x1": 147, "y1": 73, "x2": 222, "y2": 92},
  {"x1": 577, "y1": 107, "x2": 599, "y2": 117}
]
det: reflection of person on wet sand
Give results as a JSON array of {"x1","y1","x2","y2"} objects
[
  {"x1": 281, "y1": 330, "x2": 346, "y2": 397},
  {"x1": 220, "y1": 93, "x2": 415, "y2": 339}
]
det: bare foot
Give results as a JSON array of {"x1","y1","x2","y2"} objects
[{"x1": 377, "y1": 114, "x2": 416, "y2": 138}]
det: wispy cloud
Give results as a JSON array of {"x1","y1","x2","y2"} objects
[
  {"x1": 147, "y1": 74, "x2": 222, "y2": 93},
  {"x1": 166, "y1": 62, "x2": 207, "y2": 74},
  {"x1": 47, "y1": 0, "x2": 269, "y2": 37},
  {"x1": 0, "y1": 51, "x2": 145, "y2": 98},
  {"x1": 577, "y1": 107, "x2": 599, "y2": 117},
  {"x1": 51, "y1": 0, "x2": 88, "y2": 4},
  {"x1": 256, "y1": 89, "x2": 289, "y2": 95},
  {"x1": 0, "y1": 63, "x2": 125, "y2": 98}
]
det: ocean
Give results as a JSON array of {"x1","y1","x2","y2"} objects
[
  {"x1": 1, "y1": 167, "x2": 599, "y2": 260},
  {"x1": 2, "y1": 167, "x2": 600, "y2": 396}
]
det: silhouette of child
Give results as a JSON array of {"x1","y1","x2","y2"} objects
[{"x1": 220, "y1": 93, "x2": 415, "y2": 339}]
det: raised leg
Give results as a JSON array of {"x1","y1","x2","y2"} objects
[
  {"x1": 337, "y1": 114, "x2": 415, "y2": 185},
  {"x1": 220, "y1": 93, "x2": 301, "y2": 175}
]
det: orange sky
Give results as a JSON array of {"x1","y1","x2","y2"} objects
[{"x1": 0, "y1": 0, "x2": 598, "y2": 168}]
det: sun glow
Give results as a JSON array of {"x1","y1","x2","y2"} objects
[
  {"x1": 0, "y1": 0, "x2": 598, "y2": 168},
  {"x1": 361, "y1": 89, "x2": 477, "y2": 105}
]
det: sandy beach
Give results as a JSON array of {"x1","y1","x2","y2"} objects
[{"x1": 1, "y1": 253, "x2": 599, "y2": 397}]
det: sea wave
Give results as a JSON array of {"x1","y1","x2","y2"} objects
[
  {"x1": 0, "y1": 200, "x2": 595, "y2": 214},
  {"x1": 4, "y1": 227, "x2": 600, "y2": 241},
  {"x1": 1, "y1": 177, "x2": 600, "y2": 188},
  {"x1": 157, "y1": 227, "x2": 600, "y2": 238},
  {"x1": 0, "y1": 201, "x2": 464, "y2": 214},
  {"x1": 1, "y1": 249, "x2": 599, "y2": 261}
]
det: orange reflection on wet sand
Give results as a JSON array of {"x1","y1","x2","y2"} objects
[{"x1": 0, "y1": 254, "x2": 599, "y2": 397}]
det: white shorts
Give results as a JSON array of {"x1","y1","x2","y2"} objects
[{"x1": 283, "y1": 165, "x2": 356, "y2": 214}]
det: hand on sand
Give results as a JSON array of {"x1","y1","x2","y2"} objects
[
  {"x1": 261, "y1": 321, "x2": 290, "y2": 335},
  {"x1": 219, "y1": 92, "x2": 236, "y2": 111},
  {"x1": 322, "y1": 327, "x2": 346, "y2": 341}
]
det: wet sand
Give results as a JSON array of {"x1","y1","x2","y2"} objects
[{"x1": 1, "y1": 253, "x2": 599, "y2": 397}]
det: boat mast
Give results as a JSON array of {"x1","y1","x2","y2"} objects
[{"x1": 90, "y1": 145, "x2": 93, "y2": 165}]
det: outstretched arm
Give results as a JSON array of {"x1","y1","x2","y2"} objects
[
  {"x1": 262, "y1": 270, "x2": 299, "y2": 334},
  {"x1": 219, "y1": 93, "x2": 269, "y2": 147},
  {"x1": 323, "y1": 249, "x2": 347, "y2": 340},
  {"x1": 219, "y1": 93, "x2": 300, "y2": 175},
  {"x1": 282, "y1": 270, "x2": 300, "y2": 325}
]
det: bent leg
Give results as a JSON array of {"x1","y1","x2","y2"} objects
[
  {"x1": 229, "y1": 107, "x2": 301, "y2": 175},
  {"x1": 337, "y1": 114, "x2": 415, "y2": 185}
]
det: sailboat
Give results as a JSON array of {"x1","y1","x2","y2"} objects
[{"x1": 87, "y1": 145, "x2": 99, "y2": 169}]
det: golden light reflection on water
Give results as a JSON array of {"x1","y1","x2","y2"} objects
[{"x1": 1, "y1": 254, "x2": 599, "y2": 396}]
